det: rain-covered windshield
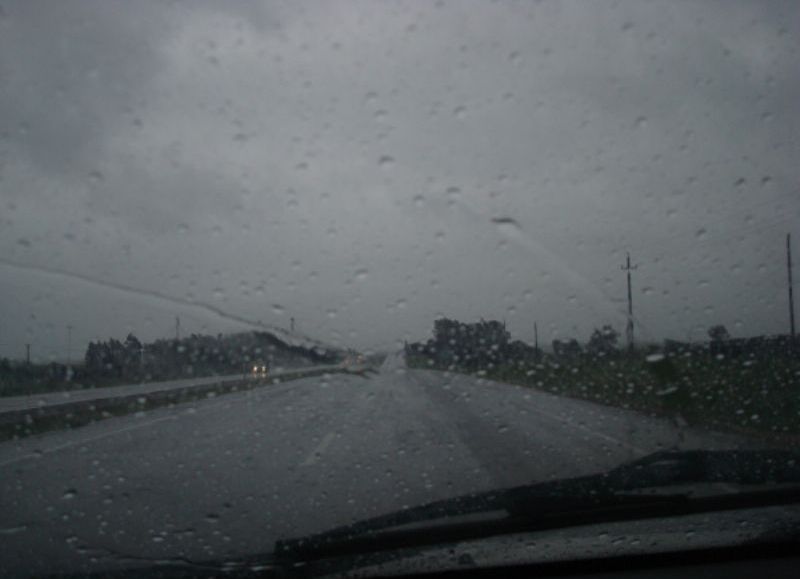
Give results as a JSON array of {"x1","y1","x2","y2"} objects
[{"x1": 1, "y1": 1, "x2": 799, "y2": 577}]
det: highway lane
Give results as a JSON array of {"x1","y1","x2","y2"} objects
[{"x1": 0, "y1": 354, "x2": 747, "y2": 578}]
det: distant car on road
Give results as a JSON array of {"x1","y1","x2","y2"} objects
[
  {"x1": 342, "y1": 353, "x2": 366, "y2": 368},
  {"x1": 251, "y1": 362, "x2": 269, "y2": 377}
]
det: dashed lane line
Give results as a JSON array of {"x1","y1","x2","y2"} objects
[{"x1": 300, "y1": 432, "x2": 336, "y2": 467}]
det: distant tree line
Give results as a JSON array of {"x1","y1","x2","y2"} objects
[
  {"x1": 405, "y1": 318, "x2": 628, "y2": 372},
  {"x1": 406, "y1": 318, "x2": 797, "y2": 373},
  {"x1": 83, "y1": 331, "x2": 340, "y2": 382},
  {"x1": 552, "y1": 325, "x2": 621, "y2": 359},
  {"x1": 0, "y1": 358, "x2": 74, "y2": 395},
  {"x1": 0, "y1": 330, "x2": 340, "y2": 396},
  {"x1": 405, "y1": 317, "x2": 535, "y2": 372},
  {"x1": 663, "y1": 324, "x2": 798, "y2": 358}
]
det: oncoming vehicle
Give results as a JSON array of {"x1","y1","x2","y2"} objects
[
  {"x1": 251, "y1": 362, "x2": 269, "y2": 377},
  {"x1": 342, "y1": 353, "x2": 366, "y2": 368}
]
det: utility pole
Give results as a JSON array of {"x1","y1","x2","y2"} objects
[
  {"x1": 290, "y1": 317, "x2": 295, "y2": 333},
  {"x1": 534, "y1": 322, "x2": 539, "y2": 353},
  {"x1": 789, "y1": 234, "x2": 796, "y2": 340},
  {"x1": 175, "y1": 316, "x2": 181, "y2": 342},
  {"x1": 621, "y1": 252, "x2": 638, "y2": 353},
  {"x1": 66, "y1": 324, "x2": 73, "y2": 366},
  {"x1": 25, "y1": 343, "x2": 30, "y2": 366}
]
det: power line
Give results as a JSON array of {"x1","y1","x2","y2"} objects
[
  {"x1": 66, "y1": 324, "x2": 73, "y2": 366},
  {"x1": 631, "y1": 212, "x2": 797, "y2": 257}
]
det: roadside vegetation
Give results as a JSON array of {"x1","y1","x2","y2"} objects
[
  {"x1": 0, "y1": 330, "x2": 342, "y2": 398},
  {"x1": 406, "y1": 318, "x2": 800, "y2": 441}
]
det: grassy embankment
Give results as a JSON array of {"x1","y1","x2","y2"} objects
[{"x1": 407, "y1": 351, "x2": 800, "y2": 441}]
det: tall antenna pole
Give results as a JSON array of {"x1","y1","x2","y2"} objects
[
  {"x1": 290, "y1": 317, "x2": 295, "y2": 333},
  {"x1": 175, "y1": 316, "x2": 181, "y2": 342},
  {"x1": 25, "y1": 343, "x2": 30, "y2": 366},
  {"x1": 789, "y1": 234, "x2": 796, "y2": 340},
  {"x1": 66, "y1": 324, "x2": 73, "y2": 365},
  {"x1": 621, "y1": 252, "x2": 638, "y2": 353},
  {"x1": 534, "y1": 321, "x2": 539, "y2": 353}
]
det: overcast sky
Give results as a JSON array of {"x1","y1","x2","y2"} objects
[{"x1": 1, "y1": 0, "x2": 798, "y2": 361}]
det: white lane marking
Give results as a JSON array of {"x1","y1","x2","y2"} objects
[
  {"x1": 526, "y1": 405, "x2": 648, "y2": 455},
  {"x1": 300, "y1": 432, "x2": 336, "y2": 467},
  {"x1": 297, "y1": 375, "x2": 381, "y2": 468},
  {"x1": 0, "y1": 392, "x2": 257, "y2": 468},
  {"x1": 0, "y1": 414, "x2": 179, "y2": 468}
]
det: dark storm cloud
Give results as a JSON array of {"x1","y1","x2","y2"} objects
[
  {"x1": 0, "y1": 0, "x2": 277, "y2": 177},
  {"x1": 1, "y1": 1, "x2": 158, "y2": 175},
  {"x1": 0, "y1": 0, "x2": 799, "y2": 360}
]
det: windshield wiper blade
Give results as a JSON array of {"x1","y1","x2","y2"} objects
[{"x1": 275, "y1": 450, "x2": 800, "y2": 564}]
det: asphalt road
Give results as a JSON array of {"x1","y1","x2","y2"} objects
[{"x1": 0, "y1": 354, "x2": 746, "y2": 578}]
